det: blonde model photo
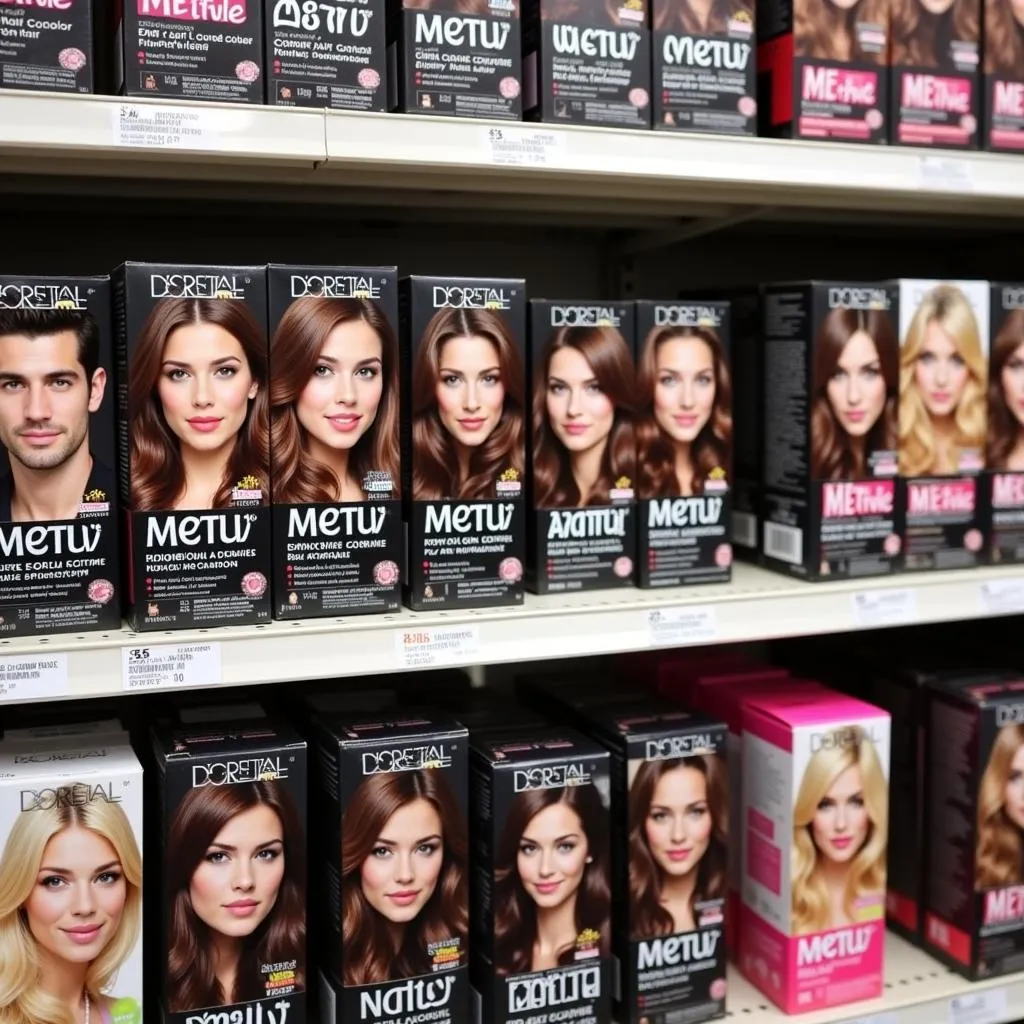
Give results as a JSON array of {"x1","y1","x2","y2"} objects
[{"x1": 976, "y1": 723, "x2": 1024, "y2": 889}]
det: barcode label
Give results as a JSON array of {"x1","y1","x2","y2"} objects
[
  {"x1": 732, "y1": 511, "x2": 757, "y2": 549},
  {"x1": 764, "y1": 521, "x2": 802, "y2": 564}
]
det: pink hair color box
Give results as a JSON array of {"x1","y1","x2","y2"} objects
[{"x1": 740, "y1": 692, "x2": 890, "y2": 1014}]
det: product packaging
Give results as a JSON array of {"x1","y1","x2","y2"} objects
[
  {"x1": 761, "y1": 281, "x2": 902, "y2": 581},
  {"x1": 740, "y1": 692, "x2": 891, "y2": 1013},
  {"x1": 0, "y1": 0, "x2": 94, "y2": 92},
  {"x1": 635, "y1": 300, "x2": 732, "y2": 587},
  {"x1": 401, "y1": 276, "x2": 527, "y2": 611},
  {"x1": 266, "y1": 0, "x2": 387, "y2": 109},
  {"x1": 983, "y1": 0, "x2": 1024, "y2": 150},
  {"x1": 522, "y1": 0, "x2": 652, "y2": 128},
  {"x1": 0, "y1": 275, "x2": 119, "y2": 636},
  {"x1": 268, "y1": 264, "x2": 401, "y2": 618},
  {"x1": 118, "y1": 0, "x2": 264, "y2": 102},
  {"x1": 528, "y1": 300, "x2": 636, "y2": 593},
  {"x1": 470, "y1": 727, "x2": 612, "y2": 1024},
  {"x1": 898, "y1": 279, "x2": 989, "y2": 570},
  {"x1": 152, "y1": 715, "x2": 307, "y2": 1024},
  {"x1": 728, "y1": 289, "x2": 762, "y2": 556},
  {"x1": 116, "y1": 262, "x2": 271, "y2": 630}
]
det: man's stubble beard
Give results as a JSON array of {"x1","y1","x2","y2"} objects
[{"x1": 4, "y1": 419, "x2": 89, "y2": 473}]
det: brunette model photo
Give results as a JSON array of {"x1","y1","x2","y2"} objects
[
  {"x1": 791, "y1": 726, "x2": 888, "y2": 935},
  {"x1": 166, "y1": 780, "x2": 306, "y2": 1012},
  {"x1": 899, "y1": 285, "x2": 987, "y2": 477},
  {"x1": 653, "y1": 0, "x2": 753, "y2": 34},
  {"x1": 891, "y1": 0, "x2": 978, "y2": 67},
  {"x1": 0, "y1": 308, "x2": 113, "y2": 523},
  {"x1": 627, "y1": 755, "x2": 727, "y2": 937},
  {"x1": 0, "y1": 793, "x2": 142, "y2": 1024},
  {"x1": 987, "y1": 311, "x2": 1024, "y2": 470},
  {"x1": 412, "y1": 308, "x2": 525, "y2": 502},
  {"x1": 637, "y1": 324, "x2": 731, "y2": 498},
  {"x1": 796, "y1": 0, "x2": 887, "y2": 61},
  {"x1": 533, "y1": 326, "x2": 635, "y2": 508},
  {"x1": 341, "y1": 769, "x2": 468, "y2": 985},
  {"x1": 493, "y1": 784, "x2": 611, "y2": 974},
  {"x1": 976, "y1": 723, "x2": 1024, "y2": 888},
  {"x1": 984, "y1": 0, "x2": 1024, "y2": 75},
  {"x1": 812, "y1": 307, "x2": 899, "y2": 481},
  {"x1": 128, "y1": 298, "x2": 269, "y2": 512},
  {"x1": 271, "y1": 296, "x2": 400, "y2": 504}
]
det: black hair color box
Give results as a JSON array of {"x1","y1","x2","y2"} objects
[{"x1": 0, "y1": 0, "x2": 95, "y2": 93}]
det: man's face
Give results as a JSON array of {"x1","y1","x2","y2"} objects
[{"x1": 0, "y1": 331, "x2": 104, "y2": 471}]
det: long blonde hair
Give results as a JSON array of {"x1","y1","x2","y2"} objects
[
  {"x1": 898, "y1": 284, "x2": 987, "y2": 477},
  {"x1": 977, "y1": 724, "x2": 1024, "y2": 889},
  {"x1": 0, "y1": 789, "x2": 142, "y2": 1024},
  {"x1": 791, "y1": 727, "x2": 887, "y2": 935}
]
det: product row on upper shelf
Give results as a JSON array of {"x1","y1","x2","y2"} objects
[{"x1": 7, "y1": 0, "x2": 1024, "y2": 150}]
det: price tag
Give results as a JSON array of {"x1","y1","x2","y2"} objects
[
  {"x1": 949, "y1": 989, "x2": 1007, "y2": 1024},
  {"x1": 980, "y1": 578, "x2": 1024, "y2": 616},
  {"x1": 918, "y1": 155, "x2": 973, "y2": 192},
  {"x1": 845, "y1": 1014, "x2": 897, "y2": 1024},
  {"x1": 395, "y1": 626, "x2": 479, "y2": 668},
  {"x1": 647, "y1": 606, "x2": 718, "y2": 647},
  {"x1": 482, "y1": 126, "x2": 567, "y2": 168},
  {"x1": 112, "y1": 104, "x2": 222, "y2": 150},
  {"x1": 0, "y1": 653, "x2": 68, "y2": 701},
  {"x1": 122, "y1": 642, "x2": 222, "y2": 692},
  {"x1": 851, "y1": 587, "x2": 917, "y2": 628}
]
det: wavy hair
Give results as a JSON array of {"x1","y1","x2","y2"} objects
[
  {"x1": 812, "y1": 307, "x2": 898, "y2": 481},
  {"x1": 891, "y1": 0, "x2": 978, "y2": 66},
  {"x1": 167, "y1": 781, "x2": 305, "y2": 1012},
  {"x1": 987, "y1": 311, "x2": 1024, "y2": 469},
  {"x1": 984, "y1": 0, "x2": 1024, "y2": 74},
  {"x1": 532, "y1": 326, "x2": 636, "y2": 508},
  {"x1": 796, "y1": 0, "x2": 888, "y2": 62},
  {"x1": 653, "y1": 0, "x2": 753, "y2": 32},
  {"x1": 494, "y1": 784, "x2": 611, "y2": 975},
  {"x1": 977, "y1": 724, "x2": 1024, "y2": 888},
  {"x1": 128, "y1": 298, "x2": 269, "y2": 511},
  {"x1": 270, "y1": 297, "x2": 400, "y2": 503},
  {"x1": 636, "y1": 325, "x2": 732, "y2": 498},
  {"x1": 0, "y1": 789, "x2": 142, "y2": 1024},
  {"x1": 628, "y1": 756, "x2": 727, "y2": 939},
  {"x1": 341, "y1": 769, "x2": 468, "y2": 985},
  {"x1": 899, "y1": 284, "x2": 987, "y2": 477},
  {"x1": 792, "y1": 726, "x2": 888, "y2": 935},
  {"x1": 412, "y1": 308, "x2": 525, "y2": 500}
]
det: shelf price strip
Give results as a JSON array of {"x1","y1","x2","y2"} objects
[
  {"x1": 948, "y1": 989, "x2": 1008, "y2": 1024},
  {"x1": 0, "y1": 653, "x2": 68, "y2": 701},
  {"x1": 121, "y1": 642, "x2": 222, "y2": 691},
  {"x1": 646, "y1": 605, "x2": 718, "y2": 646},
  {"x1": 395, "y1": 626, "x2": 480, "y2": 669},
  {"x1": 851, "y1": 587, "x2": 917, "y2": 628}
]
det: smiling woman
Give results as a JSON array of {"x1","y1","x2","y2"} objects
[{"x1": 976, "y1": 724, "x2": 1024, "y2": 888}]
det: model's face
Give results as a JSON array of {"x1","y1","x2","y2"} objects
[
  {"x1": 811, "y1": 764, "x2": 870, "y2": 865},
  {"x1": 547, "y1": 347, "x2": 615, "y2": 455},
  {"x1": 435, "y1": 335, "x2": 505, "y2": 449},
  {"x1": 1005, "y1": 746, "x2": 1024, "y2": 829},
  {"x1": 157, "y1": 323, "x2": 258, "y2": 454},
  {"x1": 297, "y1": 319, "x2": 383, "y2": 453},
  {"x1": 826, "y1": 330, "x2": 887, "y2": 438},
  {"x1": 189, "y1": 804, "x2": 285, "y2": 938},
  {"x1": 360, "y1": 798, "x2": 444, "y2": 924},
  {"x1": 0, "y1": 331, "x2": 104, "y2": 471},
  {"x1": 653, "y1": 338, "x2": 716, "y2": 445},
  {"x1": 1001, "y1": 342, "x2": 1024, "y2": 428},
  {"x1": 517, "y1": 801, "x2": 589, "y2": 911},
  {"x1": 644, "y1": 765, "x2": 713, "y2": 878},
  {"x1": 919, "y1": 0, "x2": 955, "y2": 14},
  {"x1": 913, "y1": 320, "x2": 969, "y2": 419},
  {"x1": 1011, "y1": 0, "x2": 1024, "y2": 28},
  {"x1": 24, "y1": 826, "x2": 127, "y2": 965}
]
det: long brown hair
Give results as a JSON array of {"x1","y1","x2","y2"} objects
[
  {"x1": 412, "y1": 308, "x2": 525, "y2": 501},
  {"x1": 532, "y1": 326, "x2": 636, "y2": 508},
  {"x1": 796, "y1": 0, "x2": 888, "y2": 62},
  {"x1": 811, "y1": 307, "x2": 898, "y2": 481},
  {"x1": 987, "y1": 310, "x2": 1024, "y2": 469},
  {"x1": 636, "y1": 326, "x2": 732, "y2": 498},
  {"x1": 493, "y1": 784, "x2": 611, "y2": 975},
  {"x1": 270, "y1": 297, "x2": 400, "y2": 504},
  {"x1": 128, "y1": 298, "x2": 269, "y2": 511},
  {"x1": 891, "y1": 0, "x2": 978, "y2": 66},
  {"x1": 653, "y1": 0, "x2": 753, "y2": 32},
  {"x1": 985, "y1": 0, "x2": 1024, "y2": 74},
  {"x1": 341, "y1": 769, "x2": 468, "y2": 985},
  {"x1": 628, "y1": 756, "x2": 727, "y2": 939},
  {"x1": 977, "y1": 724, "x2": 1024, "y2": 888},
  {"x1": 167, "y1": 782, "x2": 306, "y2": 1012}
]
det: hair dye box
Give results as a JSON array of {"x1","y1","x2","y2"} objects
[
  {"x1": 728, "y1": 289, "x2": 762, "y2": 558},
  {"x1": 897, "y1": 279, "x2": 989, "y2": 571},
  {"x1": 0, "y1": 0, "x2": 95, "y2": 92},
  {"x1": 740, "y1": 692, "x2": 890, "y2": 1013},
  {"x1": 311, "y1": 711, "x2": 469, "y2": 1024},
  {"x1": 400, "y1": 276, "x2": 526, "y2": 611},
  {"x1": 266, "y1": 0, "x2": 387, "y2": 109},
  {"x1": 890, "y1": 0, "x2": 979, "y2": 147},
  {"x1": 469, "y1": 727, "x2": 612, "y2": 1024},
  {"x1": 527, "y1": 301, "x2": 636, "y2": 594},
  {"x1": 268, "y1": 265, "x2": 401, "y2": 618},
  {"x1": 634, "y1": 300, "x2": 731, "y2": 587},
  {"x1": 983, "y1": 0, "x2": 1024, "y2": 149},
  {"x1": 522, "y1": 0, "x2": 652, "y2": 128},
  {"x1": 151, "y1": 716, "x2": 307, "y2": 1024},
  {"x1": 0, "y1": 275, "x2": 119, "y2": 636},
  {"x1": 115, "y1": 262, "x2": 270, "y2": 631}
]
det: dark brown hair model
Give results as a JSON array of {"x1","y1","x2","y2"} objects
[
  {"x1": 341, "y1": 769, "x2": 469, "y2": 985},
  {"x1": 636, "y1": 325, "x2": 732, "y2": 498},
  {"x1": 811, "y1": 307, "x2": 898, "y2": 481},
  {"x1": 795, "y1": 0, "x2": 888, "y2": 62},
  {"x1": 270, "y1": 297, "x2": 401, "y2": 503},
  {"x1": 412, "y1": 308, "x2": 526, "y2": 501},
  {"x1": 532, "y1": 326, "x2": 636, "y2": 508},
  {"x1": 493, "y1": 784, "x2": 612, "y2": 975},
  {"x1": 128, "y1": 298, "x2": 269, "y2": 511},
  {"x1": 627, "y1": 755, "x2": 727, "y2": 939},
  {"x1": 984, "y1": 0, "x2": 1024, "y2": 74},
  {"x1": 986, "y1": 310, "x2": 1024, "y2": 469},
  {"x1": 166, "y1": 781, "x2": 306, "y2": 1012},
  {"x1": 891, "y1": 0, "x2": 978, "y2": 67},
  {"x1": 653, "y1": 0, "x2": 753, "y2": 33}
]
